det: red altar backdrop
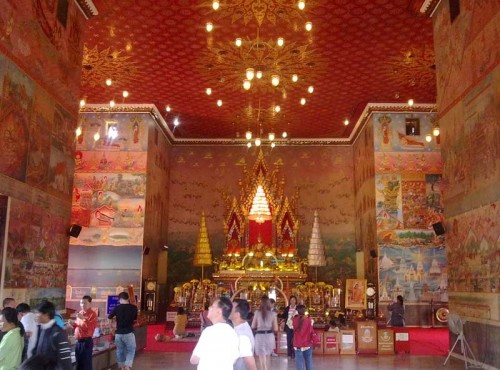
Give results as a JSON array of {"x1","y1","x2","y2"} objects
[{"x1": 248, "y1": 220, "x2": 273, "y2": 250}]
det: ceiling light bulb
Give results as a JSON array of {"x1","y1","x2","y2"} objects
[
  {"x1": 105, "y1": 78, "x2": 112, "y2": 86},
  {"x1": 256, "y1": 71, "x2": 263, "y2": 79},
  {"x1": 274, "y1": 105, "x2": 281, "y2": 113},
  {"x1": 93, "y1": 132, "x2": 100, "y2": 141},
  {"x1": 408, "y1": 98, "x2": 414, "y2": 106},
  {"x1": 305, "y1": 22, "x2": 312, "y2": 31},
  {"x1": 268, "y1": 132, "x2": 275, "y2": 141},
  {"x1": 292, "y1": 74, "x2": 298, "y2": 82},
  {"x1": 245, "y1": 131, "x2": 252, "y2": 140},
  {"x1": 277, "y1": 37, "x2": 284, "y2": 47},
  {"x1": 79, "y1": 99, "x2": 86, "y2": 108},
  {"x1": 308, "y1": 86, "x2": 314, "y2": 93},
  {"x1": 206, "y1": 22, "x2": 213, "y2": 32},
  {"x1": 300, "y1": 98, "x2": 306, "y2": 105},
  {"x1": 212, "y1": 0, "x2": 219, "y2": 10},
  {"x1": 173, "y1": 118, "x2": 180, "y2": 126},
  {"x1": 255, "y1": 138, "x2": 261, "y2": 147},
  {"x1": 243, "y1": 80, "x2": 251, "y2": 90},
  {"x1": 298, "y1": 0, "x2": 305, "y2": 10},
  {"x1": 433, "y1": 126, "x2": 440, "y2": 136},
  {"x1": 344, "y1": 119, "x2": 349, "y2": 126},
  {"x1": 122, "y1": 90, "x2": 129, "y2": 98},
  {"x1": 166, "y1": 105, "x2": 171, "y2": 112},
  {"x1": 247, "y1": 142, "x2": 252, "y2": 148},
  {"x1": 217, "y1": 99, "x2": 223, "y2": 107},
  {"x1": 282, "y1": 132, "x2": 288, "y2": 138},
  {"x1": 246, "y1": 68, "x2": 255, "y2": 80},
  {"x1": 206, "y1": 88, "x2": 212, "y2": 95},
  {"x1": 235, "y1": 38, "x2": 242, "y2": 47},
  {"x1": 271, "y1": 75, "x2": 280, "y2": 87},
  {"x1": 425, "y1": 134, "x2": 432, "y2": 142},
  {"x1": 109, "y1": 100, "x2": 115, "y2": 108},
  {"x1": 75, "y1": 127, "x2": 82, "y2": 136},
  {"x1": 271, "y1": 142, "x2": 276, "y2": 148}
]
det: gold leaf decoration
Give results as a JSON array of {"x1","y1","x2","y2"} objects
[{"x1": 81, "y1": 45, "x2": 140, "y2": 88}]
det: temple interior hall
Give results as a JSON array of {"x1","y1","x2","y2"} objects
[{"x1": 0, "y1": 0, "x2": 498, "y2": 369}]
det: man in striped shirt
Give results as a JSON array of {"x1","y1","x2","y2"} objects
[{"x1": 33, "y1": 300, "x2": 72, "y2": 370}]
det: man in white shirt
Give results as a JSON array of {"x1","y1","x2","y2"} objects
[
  {"x1": 230, "y1": 299, "x2": 257, "y2": 370},
  {"x1": 190, "y1": 297, "x2": 239, "y2": 370},
  {"x1": 16, "y1": 303, "x2": 38, "y2": 359}
]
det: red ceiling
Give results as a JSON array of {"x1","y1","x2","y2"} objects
[{"x1": 81, "y1": 0, "x2": 436, "y2": 139}]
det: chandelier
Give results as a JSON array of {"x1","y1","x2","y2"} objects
[
  {"x1": 200, "y1": 0, "x2": 323, "y2": 146},
  {"x1": 248, "y1": 185, "x2": 272, "y2": 224}
]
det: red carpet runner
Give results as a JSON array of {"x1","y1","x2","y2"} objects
[
  {"x1": 144, "y1": 324, "x2": 448, "y2": 355},
  {"x1": 145, "y1": 324, "x2": 197, "y2": 353}
]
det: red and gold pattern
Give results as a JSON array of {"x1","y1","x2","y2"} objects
[{"x1": 81, "y1": 0, "x2": 436, "y2": 139}]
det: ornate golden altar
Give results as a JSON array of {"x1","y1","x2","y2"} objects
[{"x1": 172, "y1": 151, "x2": 344, "y2": 322}]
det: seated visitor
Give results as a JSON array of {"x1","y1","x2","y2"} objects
[{"x1": 173, "y1": 307, "x2": 188, "y2": 338}]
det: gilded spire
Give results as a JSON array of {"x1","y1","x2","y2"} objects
[
  {"x1": 308, "y1": 210, "x2": 326, "y2": 267},
  {"x1": 193, "y1": 211, "x2": 212, "y2": 266}
]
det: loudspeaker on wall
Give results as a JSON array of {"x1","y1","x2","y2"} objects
[
  {"x1": 68, "y1": 224, "x2": 82, "y2": 238},
  {"x1": 432, "y1": 222, "x2": 445, "y2": 235},
  {"x1": 370, "y1": 249, "x2": 378, "y2": 258},
  {"x1": 143, "y1": 246, "x2": 150, "y2": 255}
]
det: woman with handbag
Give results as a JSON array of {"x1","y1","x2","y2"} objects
[{"x1": 292, "y1": 305, "x2": 314, "y2": 370}]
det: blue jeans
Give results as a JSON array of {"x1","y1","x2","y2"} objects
[
  {"x1": 115, "y1": 332, "x2": 136, "y2": 367},
  {"x1": 294, "y1": 347, "x2": 313, "y2": 370}
]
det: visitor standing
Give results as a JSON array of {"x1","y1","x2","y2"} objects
[
  {"x1": 32, "y1": 300, "x2": 72, "y2": 370},
  {"x1": 230, "y1": 299, "x2": 257, "y2": 370},
  {"x1": 199, "y1": 305, "x2": 212, "y2": 332},
  {"x1": 278, "y1": 295, "x2": 297, "y2": 359},
  {"x1": 190, "y1": 297, "x2": 239, "y2": 370},
  {"x1": 108, "y1": 292, "x2": 138, "y2": 370},
  {"x1": 251, "y1": 296, "x2": 278, "y2": 370},
  {"x1": 69, "y1": 295, "x2": 98, "y2": 370},
  {"x1": 16, "y1": 303, "x2": 38, "y2": 360},
  {"x1": 0, "y1": 307, "x2": 25, "y2": 369},
  {"x1": 388, "y1": 295, "x2": 405, "y2": 327},
  {"x1": 292, "y1": 305, "x2": 313, "y2": 370}
]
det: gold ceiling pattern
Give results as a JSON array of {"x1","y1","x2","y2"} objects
[
  {"x1": 201, "y1": 0, "x2": 317, "y2": 26},
  {"x1": 199, "y1": 37, "x2": 327, "y2": 94},
  {"x1": 81, "y1": 45, "x2": 140, "y2": 88},
  {"x1": 384, "y1": 47, "x2": 437, "y2": 93},
  {"x1": 80, "y1": 0, "x2": 437, "y2": 140}
]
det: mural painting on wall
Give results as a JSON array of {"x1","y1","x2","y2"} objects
[
  {"x1": 75, "y1": 151, "x2": 147, "y2": 173},
  {"x1": 379, "y1": 241, "x2": 447, "y2": 304},
  {"x1": 442, "y1": 72, "x2": 498, "y2": 209},
  {"x1": 0, "y1": 56, "x2": 33, "y2": 181},
  {"x1": 26, "y1": 88, "x2": 53, "y2": 189},
  {"x1": 0, "y1": 0, "x2": 85, "y2": 109},
  {"x1": 446, "y1": 202, "x2": 499, "y2": 295},
  {"x1": 76, "y1": 115, "x2": 149, "y2": 152},
  {"x1": 167, "y1": 147, "x2": 357, "y2": 284},
  {"x1": 374, "y1": 112, "x2": 447, "y2": 304},
  {"x1": 4, "y1": 198, "x2": 68, "y2": 290},
  {"x1": 376, "y1": 174, "x2": 403, "y2": 231},
  {"x1": 71, "y1": 173, "x2": 146, "y2": 246},
  {"x1": 374, "y1": 114, "x2": 439, "y2": 153},
  {"x1": 375, "y1": 152, "x2": 442, "y2": 173}
]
